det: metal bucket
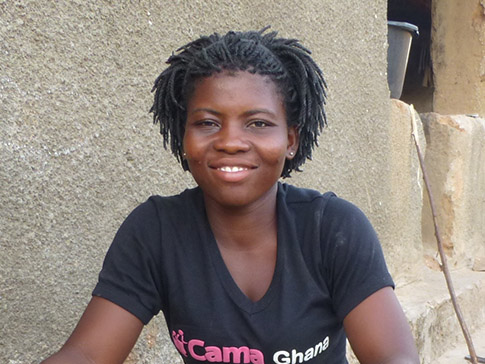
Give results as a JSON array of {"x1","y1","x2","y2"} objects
[{"x1": 387, "y1": 21, "x2": 419, "y2": 99}]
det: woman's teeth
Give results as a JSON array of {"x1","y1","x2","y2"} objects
[{"x1": 219, "y1": 166, "x2": 248, "y2": 172}]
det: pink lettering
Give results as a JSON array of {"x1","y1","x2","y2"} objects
[
  {"x1": 205, "y1": 346, "x2": 223, "y2": 362},
  {"x1": 223, "y1": 346, "x2": 250, "y2": 363},
  {"x1": 171, "y1": 330, "x2": 188, "y2": 357},
  {"x1": 188, "y1": 339, "x2": 206, "y2": 361},
  {"x1": 250, "y1": 349, "x2": 265, "y2": 364},
  {"x1": 171, "y1": 329, "x2": 265, "y2": 364}
]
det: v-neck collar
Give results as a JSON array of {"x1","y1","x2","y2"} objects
[{"x1": 194, "y1": 184, "x2": 286, "y2": 315}]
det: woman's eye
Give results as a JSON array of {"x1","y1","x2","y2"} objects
[
  {"x1": 197, "y1": 120, "x2": 219, "y2": 127},
  {"x1": 250, "y1": 120, "x2": 270, "y2": 128}
]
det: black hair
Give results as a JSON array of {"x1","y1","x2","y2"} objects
[{"x1": 150, "y1": 27, "x2": 327, "y2": 177}]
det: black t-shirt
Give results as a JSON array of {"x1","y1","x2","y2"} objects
[{"x1": 93, "y1": 183, "x2": 394, "y2": 364}]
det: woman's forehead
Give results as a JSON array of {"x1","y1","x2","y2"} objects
[
  {"x1": 188, "y1": 70, "x2": 284, "y2": 103},
  {"x1": 188, "y1": 71, "x2": 284, "y2": 109}
]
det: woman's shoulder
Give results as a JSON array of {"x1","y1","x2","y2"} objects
[
  {"x1": 139, "y1": 186, "x2": 201, "y2": 211},
  {"x1": 278, "y1": 182, "x2": 335, "y2": 202},
  {"x1": 147, "y1": 186, "x2": 200, "y2": 204},
  {"x1": 121, "y1": 187, "x2": 203, "y2": 228},
  {"x1": 278, "y1": 182, "x2": 369, "y2": 222}
]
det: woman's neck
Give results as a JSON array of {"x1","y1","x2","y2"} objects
[{"x1": 203, "y1": 184, "x2": 278, "y2": 251}]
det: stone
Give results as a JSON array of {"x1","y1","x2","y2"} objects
[
  {"x1": 420, "y1": 113, "x2": 485, "y2": 268},
  {"x1": 473, "y1": 257, "x2": 485, "y2": 272}
]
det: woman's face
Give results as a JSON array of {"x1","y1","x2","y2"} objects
[{"x1": 183, "y1": 71, "x2": 298, "y2": 209}]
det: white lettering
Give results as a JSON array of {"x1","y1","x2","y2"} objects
[
  {"x1": 291, "y1": 349, "x2": 304, "y2": 364},
  {"x1": 273, "y1": 351, "x2": 291, "y2": 364},
  {"x1": 304, "y1": 347, "x2": 314, "y2": 361},
  {"x1": 314, "y1": 341, "x2": 322, "y2": 355},
  {"x1": 273, "y1": 336, "x2": 330, "y2": 364}
]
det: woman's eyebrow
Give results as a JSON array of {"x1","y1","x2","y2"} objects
[
  {"x1": 189, "y1": 108, "x2": 221, "y2": 115},
  {"x1": 243, "y1": 109, "x2": 276, "y2": 117},
  {"x1": 189, "y1": 108, "x2": 276, "y2": 117}
]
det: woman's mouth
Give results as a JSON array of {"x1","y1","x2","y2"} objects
[
  {"x1": 210, "y1": 163, "x2": 255, "y2": 183},
  {"x1": 218, "y1": 166, "x2": 249, "y2": 173}
]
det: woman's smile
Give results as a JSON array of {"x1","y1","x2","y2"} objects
[
  {"x1": 183, "y1": 70, "x2": 298, "y2": 209},
  {"x1": 211, "y1": 164, "x2": 254, "y2": 183},
  {"x1": 209, "y1": 158, "x2": 258, "y2": 183},
  {"x1": 218, "y1": 167, "x2": 248, "y2": 173}
]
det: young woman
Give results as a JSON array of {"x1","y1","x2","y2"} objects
[{"x1": 43, "y1": 28, "x2": 419, "y2": 364}]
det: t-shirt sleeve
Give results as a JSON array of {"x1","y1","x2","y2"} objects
[
  {"x1": 321, "y1": 195, "x2": 394, "y2": 321},
  {"x1": 92, "y1": 198, "x2": 163, "y2": 325}
]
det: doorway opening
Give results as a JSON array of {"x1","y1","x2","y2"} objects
[{"x1": 388, "y1": 0, "x2": 433, "y2": 112}]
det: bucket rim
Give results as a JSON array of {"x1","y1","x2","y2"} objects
[{"x1": 388, "y1": 21, "x2": 419, "y2": 36}]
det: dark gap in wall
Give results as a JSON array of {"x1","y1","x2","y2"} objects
[{"x1": 388, "y1": 0, "x2": 433, "y2": 112}]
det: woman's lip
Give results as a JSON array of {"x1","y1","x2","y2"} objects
[
  {"x1": 209, "y1": 160, "x2": 258, "y2": 170},
  {"x1": 208, "y1": 160, "x2": 258, "y2": 182},
  {"x1": 211, "y1": 166, "x2": 255, "y2": 182},
  {"x1": 217, "y1": 166, "x2": 250, "y2": 173}
]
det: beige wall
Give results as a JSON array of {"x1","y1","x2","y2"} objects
[
  {"x1": 432, "y1": 0, "x2": 485, "y2": 115},
  {"x1": 388, "y1": 100, "x2": 426, "y2": 282},
  {"x1": 0, "y1": 1, "x2": 426, "y2": 362},
  {"x1": 420, "y1": 113, "x2": 485, "y2": 269}
]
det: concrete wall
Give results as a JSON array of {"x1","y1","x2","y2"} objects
[
  {"x1": 0, "y1": 1, "x2": 425, "y2": 363},
  {"x1": 388, "y1": 100, "x2": 426, "y2": 282},
  {"x1": 432, "y1": 0, "x2": 485, "y2": 115},
  {"x1": 420, "y1": 113, "x2": 485, "y2": 269}
]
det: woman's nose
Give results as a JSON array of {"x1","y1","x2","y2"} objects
[{"x1": 213, "y1": 123, "x2": 250, "y2": 154}]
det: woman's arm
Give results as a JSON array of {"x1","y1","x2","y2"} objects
[
  {"x1": 42, "y1": 296, "x2": 144, "y2": 364},
  {"x1": 344, "y1": 287, "x2": 419, "y2": 364}
]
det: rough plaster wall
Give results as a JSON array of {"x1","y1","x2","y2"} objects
[
  {"x1": 420, "y1": 113, "x2": 485, "y2": 269},
  {"x1": 0, "y1": 1, "x2": 402, "y2": 363},
  {"x1": 432, "y1": 0, "x2": 485, "y2": 115},
  {"x1": 388, "y1": 100, "x2": 425, "y2": 283}
]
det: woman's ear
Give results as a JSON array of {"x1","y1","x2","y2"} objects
[{"x1": 286, "y1": 125, "x2": 299, "y2": 159}]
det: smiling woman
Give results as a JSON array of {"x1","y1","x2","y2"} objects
[
  {"x1": 184, "y1": 71, "x2": 297, "y2": 209},
  {"x1": 150, "y1": 28, "x2": 327, "y2": 179},
  {"x1": 41, "y1": 28, "x2": 419, "y2": 364}
]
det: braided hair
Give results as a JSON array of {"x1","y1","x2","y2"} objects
[{"x1": 150, "y1": 27, "x2": 327, "y2": 178}]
